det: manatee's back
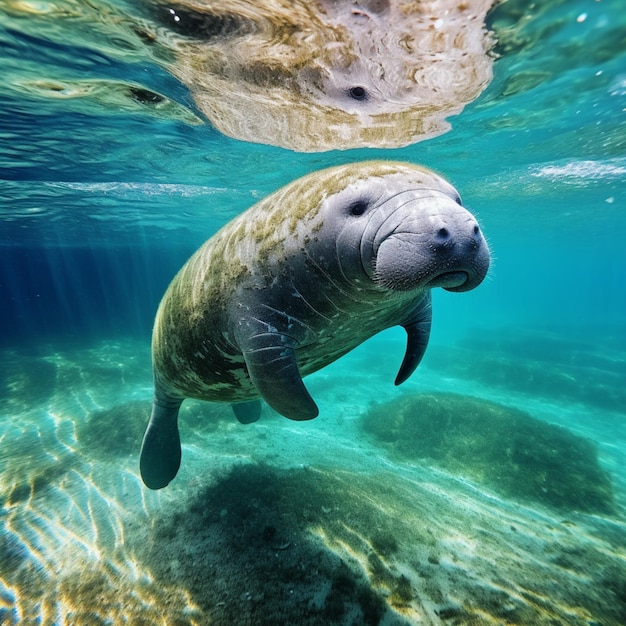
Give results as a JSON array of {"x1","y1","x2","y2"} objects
[
  {"x1": 150, "y1": 162, "x2": 418, "y2": 402},
  {"x1": 150, "y1": 225, "x2": 260, "y2": 403}
]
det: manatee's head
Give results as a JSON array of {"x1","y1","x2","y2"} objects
[{"x1": 313, "y1": 161, "x2": 490, "y2": 293}]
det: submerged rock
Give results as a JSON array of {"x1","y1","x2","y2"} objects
[
  {"x1": 79, "y1": 399, "x2": 233, "y2": 458},
  {"x1": 360, "y1": 392, "x2": 614, "y2": 514},
  {"x1": 79, "y1": 400, "x2": 150, "y2": 458},
  {"x1": 145, "y1": 464, "x2": 416, "y2": 625}
]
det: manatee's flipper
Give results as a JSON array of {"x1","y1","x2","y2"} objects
[
  {"x1": 395, "y1": 294, "x2": 433, "y2": 386},
  {"x1": 139, "y1": 393, "x2": 183, "y2": 490},
  {"x1": 232, "y1": 399, "x2": 262, "y2": 424},
  {"x1": 236, "y1": 319, "x2": 318, "y2": 421}
]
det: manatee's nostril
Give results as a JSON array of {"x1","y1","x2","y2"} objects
[
  {"x1": 467, "y1": 224, "x2": 482, "y2": 249},
  {"x1": 434, "y1": 227, "x2": 452, "y2": 250}
]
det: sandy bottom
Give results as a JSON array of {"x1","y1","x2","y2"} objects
[{"x1": 0, "y1": 335, "x2": 625, "y2": 625}]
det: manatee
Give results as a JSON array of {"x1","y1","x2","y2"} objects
[{"x1": 139, "y1": 161, "x2": 490, "y2": 488}]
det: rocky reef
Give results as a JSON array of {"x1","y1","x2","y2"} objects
[{"x1": 360, "y1": 392, "x2": 614, "y2": 514}]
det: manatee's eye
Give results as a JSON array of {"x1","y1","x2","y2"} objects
[
  {"x1": 347, "y1": 86, "x2": 368, "y2": 101},
  {"x1": 455, "y1": 195, "x2": 462, "y2": 205},
  {"x1": 348, "y1": 200, "x2": 369, "y2": 216}
]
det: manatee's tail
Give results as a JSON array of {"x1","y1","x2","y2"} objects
[{"x1": 139, "y1": 394, "x2": 183, "y2": 490}]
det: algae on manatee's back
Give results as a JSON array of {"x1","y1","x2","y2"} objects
[{"x1": 360, "y1": 393, "x2": 614, "y2": 514}]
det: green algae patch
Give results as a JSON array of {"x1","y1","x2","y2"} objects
[
  {"x1": 79, "y1": 400, "x2": 150, "y2": 458},
  {"x1": 79, "y1": 399, "x2": 234, "y2": 459},
  {"x1": 360, "y1": 393, "x2": 614, "y2": 514}
]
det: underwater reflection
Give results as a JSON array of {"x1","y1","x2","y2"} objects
[
  {"x1": 2, "y1": 0, "x2": 496, "y2": 152},
  {"x1": 151, "y1": 0, "x2": 496, "y2": 150}
]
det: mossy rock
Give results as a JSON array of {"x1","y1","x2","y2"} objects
[
  {"x1": 360, "y1": 393, "x2": 614, "y2": 514},
  {"x1": 145, "y1": 464, "x2": 418, "y2": 625},
  {"x1": 78, "y1": 400, "x2": 150, "y2": 458},
  {"x1": 79, "y1": 400, "x2": 235, "y2": 459}
]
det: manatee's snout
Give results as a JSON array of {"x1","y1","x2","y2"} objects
[
  {"x1": 373, "y1": 198, "x2": 490, "y2": 292},
  {"x1": 425, "y1": 213, "x2": 489, "y2": 292}
]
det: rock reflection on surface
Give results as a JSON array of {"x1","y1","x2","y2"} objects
[{"x1": 152, "y1": 0, "x2": 496, "y2": 151}]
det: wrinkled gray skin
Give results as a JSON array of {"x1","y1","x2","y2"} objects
[{"x1": 140, "y1": 161, "x2": 490, "y2": 489}]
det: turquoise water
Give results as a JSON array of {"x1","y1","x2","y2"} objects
[{"x1": 1, "y1": 0, "x2": 626, "y2": 624}]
